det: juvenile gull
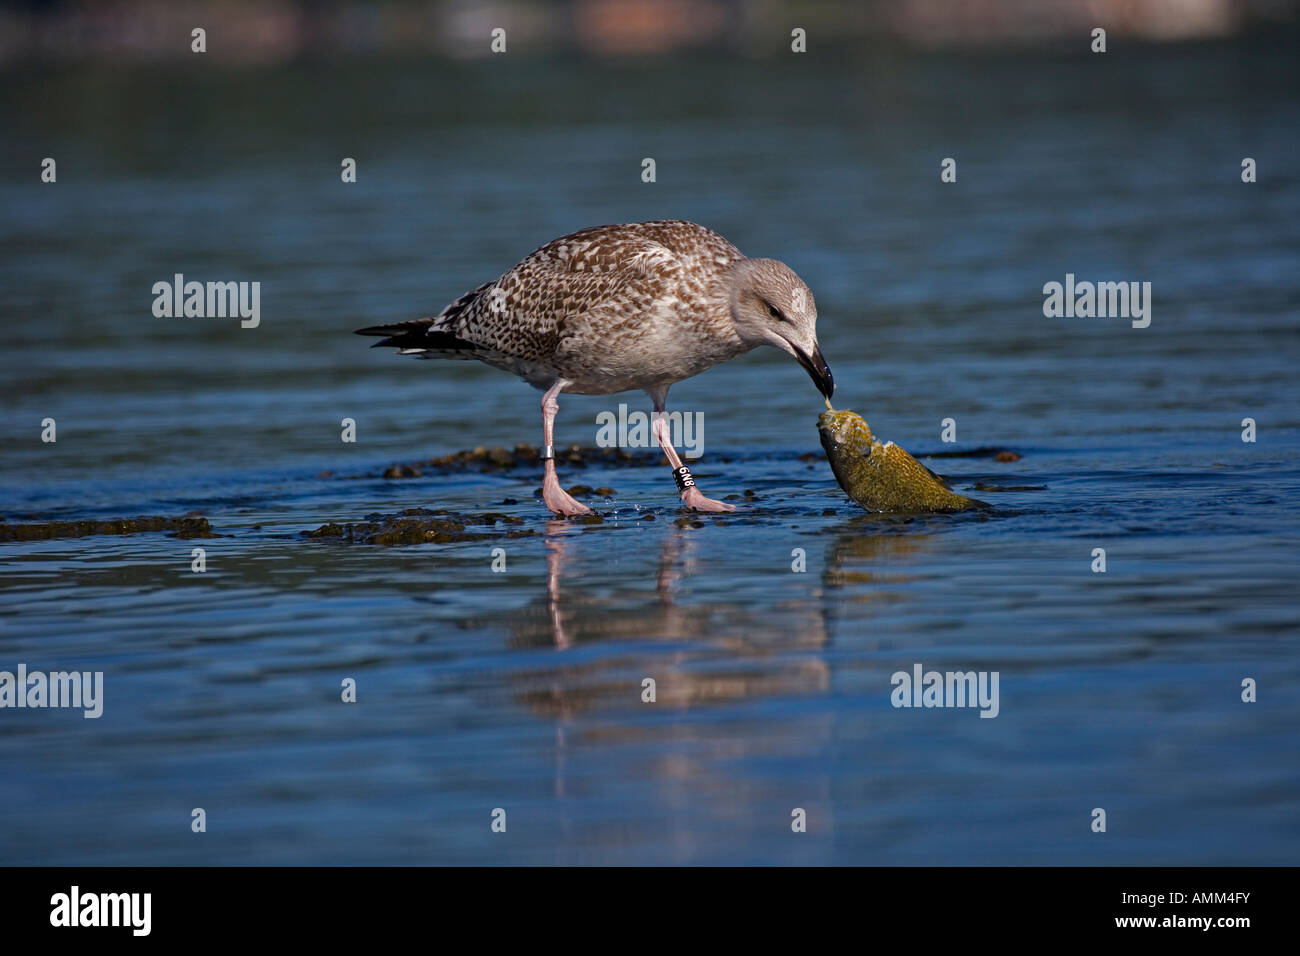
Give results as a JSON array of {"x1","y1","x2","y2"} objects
[{"x1": 356, "y1": 219, "x2": 833, "y2": 516}]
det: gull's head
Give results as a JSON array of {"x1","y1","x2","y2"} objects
[{"x1": 727, "y1": 257, "x2": 833, "y2": 400}]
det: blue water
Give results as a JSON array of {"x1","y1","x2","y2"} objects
[{"x1": 1, "y1": 44, "x2": 1298, "y2": 864}]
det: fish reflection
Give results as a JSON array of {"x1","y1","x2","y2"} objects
[{"x1": 823, "y1": 515, "x2": 938, "y2": 590}]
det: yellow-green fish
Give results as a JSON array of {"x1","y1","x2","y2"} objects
[{"x1": 818, "y1": 408, "x2": 988, "y2": 513}]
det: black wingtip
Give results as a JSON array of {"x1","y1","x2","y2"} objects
[
  {"x1": 355, "y1": 321, "x2": 433, "y2": 351},
  {"x1": 356, "y1": 320, "x2": 481, "y2": 354}
]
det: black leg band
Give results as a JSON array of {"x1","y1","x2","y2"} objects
[{"x1": 672, "y1": 465, "x2": 695, "y2": 492}]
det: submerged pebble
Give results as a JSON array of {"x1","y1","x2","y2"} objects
[{"x1": 564, "y1": 484, "x2": 616, "y2": 498}]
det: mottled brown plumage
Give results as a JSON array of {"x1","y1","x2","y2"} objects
[{"x1": 357, "y1": 219, "x2": 833, "y2": 516}]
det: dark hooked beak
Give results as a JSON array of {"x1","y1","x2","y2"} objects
[{"x1": 795, "y1": 343, "x2": 834, "y2": 400}]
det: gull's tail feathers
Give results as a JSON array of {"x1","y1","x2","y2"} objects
[{"x1": 355, "y1": 281, "x2": 492, "y2": 359}]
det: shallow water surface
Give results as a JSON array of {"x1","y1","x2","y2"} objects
[{"x1": 1, "y1": 44, "x2": 1298, "y2": 864}]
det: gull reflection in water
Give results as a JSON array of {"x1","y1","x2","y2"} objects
[{"x1": 494, "y1": 515, "x2": 936, "y2": 860}]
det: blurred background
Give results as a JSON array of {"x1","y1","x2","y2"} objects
[
  {"x1": 0, "y1": 0, "x2": 1297, "y2": 865},
  {"x1": 1, "y1": 0, "x2": 1297, "y2": 62}
]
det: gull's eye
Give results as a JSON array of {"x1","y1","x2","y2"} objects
[{"x1": 768, "y1": 304, "x2": 783, "y2": 320}]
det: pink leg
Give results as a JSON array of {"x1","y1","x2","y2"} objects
[
  {"x1": 651, "y1": 407, "x2": 734, "y2": 513},
  {"x1": 540, "y1": 380, "x2": 592, "y2": 517}
]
